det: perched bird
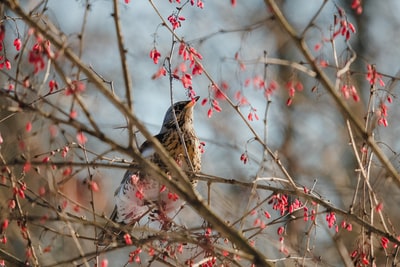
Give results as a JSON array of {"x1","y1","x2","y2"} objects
[{"x1": 102, "y1": 96, "x2": 201, "y2": 240}]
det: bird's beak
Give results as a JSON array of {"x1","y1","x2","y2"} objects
[{"x1": 186, "y1": 96, "x2": 200, "y2": 108}]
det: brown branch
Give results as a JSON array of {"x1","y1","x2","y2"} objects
[
  {"x1": 112, "y1": 0, "x2": 136, "y2": 149},
  {"x1": 0, "y1": 248, "x2": 26, "y2": 267}
]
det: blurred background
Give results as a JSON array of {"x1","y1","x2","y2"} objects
[{"x1": 1, "y1": 0, "x2": 400, "y2": 266}]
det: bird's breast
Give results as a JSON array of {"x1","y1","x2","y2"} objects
[{"x1": 161, "y1": 128, "x2": 201, "y2": 172}]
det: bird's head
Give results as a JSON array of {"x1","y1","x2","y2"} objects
[{"x1": 160, "y1": 96, "x2": 200, "y2": 133}]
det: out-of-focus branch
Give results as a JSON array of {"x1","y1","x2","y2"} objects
[
  {"x1": 256, "y1": 57, "x2": 317, "y2": 78},
  {"x1": 0, "y1": 248, "x2": 25, "y2": 267},
  {"x1": 112, "y1": 0, "x2": 133, "y2": 109},
  {"x1": 190, "y1": 17, "x2": 273, "y2": 44},
  {"x1": 76, "y1": 0, "x2": 90, "y2": 80}
]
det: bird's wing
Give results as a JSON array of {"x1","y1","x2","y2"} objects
[
  {"x1": 114, "y1": 164, "x2": 139, "y2": 196},
  {"x1": 138, "y1": 133, "x2": 164, "y2": 154},
  {"x1": 114, "y1": 169, "x2": 152, "y2": 223},
  {"x1": 113, "y1": 134, "x2": 162, "y2": 197},
  {"x1": 112, "y1": 135, "x2": 165, "y2": 224}
]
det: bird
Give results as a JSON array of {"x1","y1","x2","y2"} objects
[{"x1": 99, "y1": 96, "x2": 201, "y2": 243}]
